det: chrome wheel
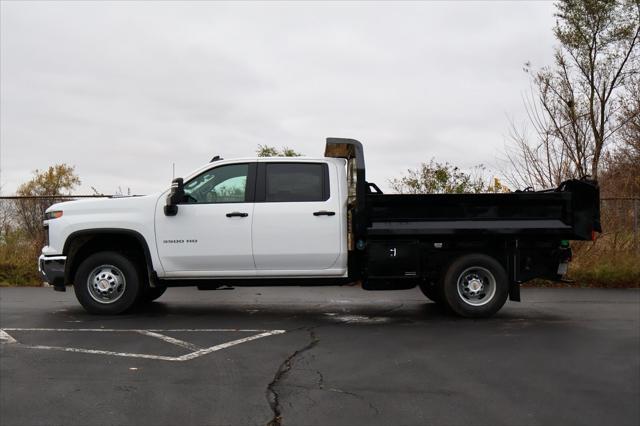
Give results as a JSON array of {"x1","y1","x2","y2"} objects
[
  {"x1": 87, "y1": 265, "x2": 127, "y2": 304},
  {"x1": 456, "y1": 266, "x2": 496, "y2": 307}
]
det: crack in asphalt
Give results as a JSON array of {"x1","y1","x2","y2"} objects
[
  {"x1": 327, "y1": 388, "x2": 381, "y2": 415},
  {"x1": 315, "y1": 369, "x2": 324, "y2": 389},
  {"x1": 264, "y1": 320, "x2": 385, "y2": 425},
  {"x1": 266, "y1": 328, "x2": 319, "y2": 426}
]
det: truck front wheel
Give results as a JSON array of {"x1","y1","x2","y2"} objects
[
  {"x1": 442, "y1": 254, "x2": 508, "y2": 318},
  {"x1": 73, "y1": 251, "x2": 142, "y2": 314}
]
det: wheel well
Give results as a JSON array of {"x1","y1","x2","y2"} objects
[{"x1": 64, "y1": 231, "x2": 152, "y2": 285}]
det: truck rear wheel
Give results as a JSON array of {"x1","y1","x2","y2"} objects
[
  {"x1": 441, "y1": 254, "x2": 508, "y2": 318},
  {"x1": 73, "y1": 251, "x2": 142, "y2": 315}
]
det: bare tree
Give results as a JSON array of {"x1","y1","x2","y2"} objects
[
  {"x1": 600, "y1": 74, "x2": 640, "y2": 196},
  {"x1": 505, "y1": 99, "x2": 577, "y2": 189},
  {"x1": 0, "y1": 199, "x2": 14, "y2": 241},
  {"x1": 506, "y1": 0, "x2": 639, "y2": 188}
]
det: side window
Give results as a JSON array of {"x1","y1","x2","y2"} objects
[
  {"x1": 184, "y1": 164, "x2": 249, "y2": 204},
  {"x1": 265, "y1": 163, "x2": 329, "y2": 202}
]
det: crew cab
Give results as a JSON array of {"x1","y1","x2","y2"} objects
[{"x1": 39, "y1": 138, "x2": 601, "y2": 317}]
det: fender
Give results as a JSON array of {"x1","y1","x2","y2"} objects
[{"x1": 63, "y1": 228, "x2": 159, "y2": 287}]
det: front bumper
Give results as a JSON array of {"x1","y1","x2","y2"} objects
[{"x1": 38, "y1": 255, "x2": 67, "y2": 291}]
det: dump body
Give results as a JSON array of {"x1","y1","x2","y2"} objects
[
  {"x1": 358, "y1": 179, "x2": 600, "y2": 293},
  {"x1": 367, "y1": 179, "x2": 601, "y2": 241}
]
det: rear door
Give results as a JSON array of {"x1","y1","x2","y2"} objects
[{"x1": 252, "y1": 161, "x2": 344, "y2": 274}]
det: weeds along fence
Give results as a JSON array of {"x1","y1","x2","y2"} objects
[
  {"x1": 0, "y1": 195, "x2": 121, "y2": 284},
  {"x1": 0, "y1": 195, "x2": 120, "y2": 244},
  {"x1": 571, "y1": 197, "x2": 639, "y2": 287},
  {"x1": 0, "y1": 194, "x2": 638, "y2": 285},
  {"x1": 597, "y1": 197, "x2": 640, "y2": 253}
]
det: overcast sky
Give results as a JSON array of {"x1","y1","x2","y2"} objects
[{"x1": 1, "y1": 1, "x2": 557, "y2": 195}]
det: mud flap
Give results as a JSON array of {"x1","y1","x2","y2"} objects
[{"x1": 509, "y1": 283, "x2": 521, "y2": 302}]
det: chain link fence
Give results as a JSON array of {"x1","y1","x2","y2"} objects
[
  {"x1": 1, "y1": 195, "x2": 639, "y2": 247},
  {"x1": 1, "y1": 195, "x2": 118, "y2": 243},
  {"x1": 599, "y1": 197, "x2": 640, "y2": 253},
  {"x1": 1, "y1": 195, "x2": 638, "y2": 248}
]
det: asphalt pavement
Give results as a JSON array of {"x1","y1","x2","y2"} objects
[{"x1": 1, "y1": 286, "x2": 639, "y2": 426}]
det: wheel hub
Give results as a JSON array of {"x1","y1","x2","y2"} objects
[
  {"x1": 456, "y1": 267, "x2": 497, "y2": 307},
  {"x1": 97, "y1": 279, "x2": 111, "y2": 291},
  {"x1": 467, "y1": 278, "x2": 483, "y2": 294},
  {"x1": 87, "y1": 265, "x2": 126, "y2": 304}
]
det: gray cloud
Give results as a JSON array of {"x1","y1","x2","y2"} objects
[{"x1": 1, "y1": 1, "x2": 556, "y2": 194}]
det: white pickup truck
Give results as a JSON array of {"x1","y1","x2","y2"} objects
[{"x1": 39, "y1": 138, "x2": 601, "y2": 317}]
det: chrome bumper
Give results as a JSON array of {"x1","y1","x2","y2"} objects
[{"x1": 38, "y1": 254, "x2": 67, "y2": 290}]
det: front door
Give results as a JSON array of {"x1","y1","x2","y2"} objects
[{"x1": 155, "y1": 162, "x2": 256, "y2": 276}]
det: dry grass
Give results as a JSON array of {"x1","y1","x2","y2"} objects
[
  {"x1": 525, "y1": 237, "x2": 640, "y2": 288},
  {"x1": 566, "y1": 243, "x2": 639, "y2": 288},
  {"x1": 0, "y1": 230, "x2": 41, "y2": 286}
]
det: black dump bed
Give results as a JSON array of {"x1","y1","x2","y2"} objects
[
  {"x1": 324, "y1": 138, "x2": 601, "y2": 244},
  {"x1": 367, "y1": 179, "x2": 601, "y2": 241}
]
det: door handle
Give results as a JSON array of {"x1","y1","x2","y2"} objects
[
  {"x1": 313, "y1": 210, "x2": 336, "y2": 216},
  {"x1": 226, "y1": 212, "x2": 249, "y2": 218}
]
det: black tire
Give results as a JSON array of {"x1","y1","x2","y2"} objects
[
  {"x1": 140, "y1": 286, "x2": 167, "y2": 303},
  {"x1": 73, "y1": 251, "x2": 143, "y2": 315},
  {"x1": 418, "y1": 282, "x2": 442, "y2": 303},
  {"x1": 441, "y1": 254, "x2": 508, "y2": 318}
]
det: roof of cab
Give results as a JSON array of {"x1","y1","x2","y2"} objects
[{"x1": 182, "y1": 156, "x2": 345, "y2": 183}]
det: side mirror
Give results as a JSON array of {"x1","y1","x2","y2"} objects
[{"x1": 164, "y1": 177, "x2": 185, "y2": 216}]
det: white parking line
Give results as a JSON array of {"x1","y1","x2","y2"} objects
[
  {"x1": 0, "y1": 329, "x2": 17, "y2": 344},
  {"x1": 0, "y1": 328, "x2": 286, "y2": 362},
  {"x1": 135, "y1": 330, "x2": 201, "y2": 351},
  {"x1": 176, "y1": 330, "x2": 285, "y2": 361},
  {"x1": 14, "y1": 344, "x2": 181, "y2": 361}
]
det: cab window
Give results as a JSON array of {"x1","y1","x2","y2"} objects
[
  {"x1": 183, "y1": 164, "x2": 249, "y2": 203},
  {"x1": 265, "y1": 163, "x2": 329, "y2": 202}
]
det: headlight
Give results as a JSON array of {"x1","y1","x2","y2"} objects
[{"x1": 45, "y1": 210, "x2": 63, "y2": 220}]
